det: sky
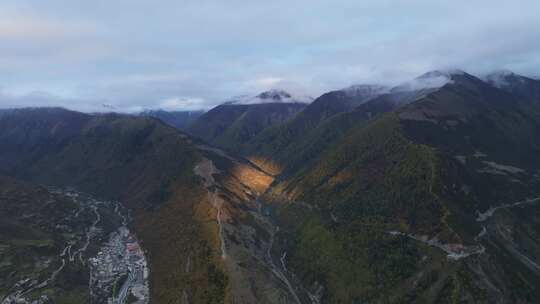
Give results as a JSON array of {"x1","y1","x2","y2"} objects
[{"x1": 1, "y1": 0, "x2": 539, "y2": 112}]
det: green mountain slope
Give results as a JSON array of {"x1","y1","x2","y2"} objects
[
  {"x1": 244, "y1": 86, "x2": 388, "y2": 172},
  {"x1": 0, "y1": 108, "x2": 304, "y2": 304},
  {"x1": 2, "y1": 70, "x2": 540, "y2": 304},
  {"x1": 187, "y1": 102, "x2": 307, "y2": 155},
  {"x1": 0, "y1": 108, "x2": 229, "y2": 303},
  {"x1": 261, "y1": 71, "x2": 540, "y2": 303}
]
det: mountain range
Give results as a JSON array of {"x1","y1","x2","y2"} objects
[
  {"x1": 140, "y1": 109, "x2": 204, "y2": 130},
  {"x1": 1, "y1": 70, "x2": 540, "y2": 303}
]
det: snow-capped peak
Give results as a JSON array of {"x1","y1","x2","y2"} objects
[
  {"x1": 419, "y1": 68, "x2": 467, "y2": 78},
  {"x1": 487, "y1": 69, "x2": 515, "y2": 77},
  {"x1": 393, "y1": 70, "x2": 457, "y2": 92},
  {"x1": 224, "y1": 90, "x2": 313, "y2": 105},
  {"x1": 484, "y1": 70, "x2": 522, "y2": 88},
  {"x1": 256, "y1": 89, "x2": 292, "y2": 100}
]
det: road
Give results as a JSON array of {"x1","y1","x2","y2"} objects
[
  {"x1": 476, "y1": 195, "x2": 540, "y2": 222},
  {"x1": 2, "y1": 190, "x2": 107, "y2": 304}
]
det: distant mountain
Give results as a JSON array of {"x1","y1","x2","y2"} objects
[
  {"x1": 259, "y1": 69, "x2": 540, "y2": 184},
  {"x1": 244, "y1": 72, "x2": 467, "y2": 173},
  {"x1": 276, "y1": 69, "x2": 540, "y2": 203},
  {"x1": 187, "y1": 90, "x2": 308, "y2": 155},
  {"x1": 139, "y1": 109, "x2": 204, "y2": 130},
  {"x1": 186, "y1": 85, "x2": 383, "y2": 164},
  {"x1": 223, "y1": 89, "x2": 313, "y2": 105},
  {"x1": 485, "y1": 70, "x2": 540, "y2": 102},
  {"x1": 242, "y1": 85, "x2": 389, "y2": 169}
]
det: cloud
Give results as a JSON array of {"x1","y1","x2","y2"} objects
[
  {"x1": 0, "y1": 0, "x2": 539, "y2": 112},
  {"x1": 0, "y1": 90, "x2": 97, "y2": 112},
  {"x1": 394, "y1": 71, "x2": 456, "y2": 92},
  {"x1": 157, "y1": 96, "x2": 206, "y2": 111},
  {"x1": 0, "y1": 13, "x2": 94, "y2": 40},
  {"x1": 246, "y1": 77, "x2": 283, "y2": 90}
]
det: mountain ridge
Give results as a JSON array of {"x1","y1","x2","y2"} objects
[{"x1": 3, "y1": 68, "x2": 540, "y2": 303}]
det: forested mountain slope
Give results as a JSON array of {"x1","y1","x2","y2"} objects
[
  {"x1": 244, "y1": 72, "x2": 460, "y2": 174},
  {"x1": 258, "y1": 71, "x2": 540, "y2": 303},
  {"x1": 2, "y1": 70, "x2": 540, "y2": 304},
  {"x1": 187, "y1": 102, "x2": 306, "y2": 155},
  {"x1": 0, "y1": 108, "x2": 301, "y2": 303}
]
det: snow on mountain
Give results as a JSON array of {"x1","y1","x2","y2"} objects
[
  {"x1": 223, "y1": 89, "x2": 313, "y2": 105},
  {"x1": 484, "y1": 70, "x2": 524, "y2": 88},
  {"x1": 393, "y1": 70, "x2": 460, "y2": 93},
  {"x1": 483, "y1": 70, "x2": 540, "y2": 102}
]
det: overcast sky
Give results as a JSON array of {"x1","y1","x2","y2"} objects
[{"x1": 1, "y1": 0, "x2": 539, "y2": 112}]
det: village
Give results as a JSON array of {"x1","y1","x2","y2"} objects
[{"x1": 89, "y1": 224, "x2": 149, "y2": 303}]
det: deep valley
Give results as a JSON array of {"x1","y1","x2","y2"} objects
[{"x1": 2, "y1": 70, "x2": 540, "y2": 303}]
